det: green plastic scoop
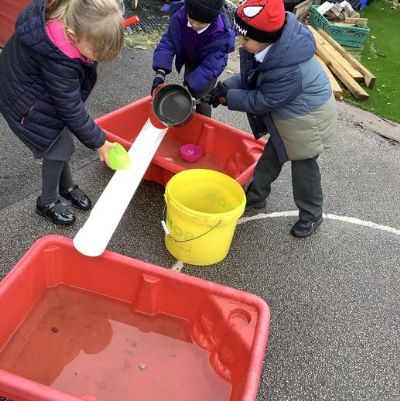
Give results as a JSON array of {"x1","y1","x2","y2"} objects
[{"x1": 108, "y1": 143, "x2": 132, "y2": 170}]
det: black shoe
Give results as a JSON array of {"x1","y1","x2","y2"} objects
[
  {"x1": 290, "y1": 217, "x2": 323, "y2": 238},
  {"x1": 60, "y1": 185, "x2": 92, "y2": 210},
  {"x1": 245, "y1": 199, "x2": 267, "y2": 212},
  {"x1": 36, "y1": 198, "x2": 76, "y2": 226}
]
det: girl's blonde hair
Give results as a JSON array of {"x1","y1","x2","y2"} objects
[{"x1": 46, "y1": 0, "x2": 125, "y2": 61}]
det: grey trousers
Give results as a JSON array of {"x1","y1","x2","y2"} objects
[
  {"x1": 246, "y1": 143, "x2": 323, "y2": 222},
  {"x1": 34, "y1": 129, "x2": 75, "y2": 205},
  {"x1": 19, "y1": 128, "x2": 76, "y2": 204},
  {"x1": 184, "y1": 65, "x2": 218, "y2": 117}
]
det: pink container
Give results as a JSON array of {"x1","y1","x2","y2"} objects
[
  {"x1": 179, "y1": 144, "x2": 204, "y2": 163},
  {"x1": 0, "y1": 236, "x2": 271, "y2": 401}
]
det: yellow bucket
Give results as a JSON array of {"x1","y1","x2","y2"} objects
[{"x1": 164, "y1": 169, "x2": 245, "y2": 266}]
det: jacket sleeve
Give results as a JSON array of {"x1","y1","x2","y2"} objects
[
  {"x1": 226, "y1": 67, "x2": 303, "y2": 114},
  {"x1": 39, "y1": 60, "x2": 105, "y2": 150},
  {"x1": 185, "y1": 51, "x2": 228, "y2": 94},
  {"x1": 223, "y1": 74, "x2": 242, "y2": 90},
  {"x1": 152, "y1": 30, "x2": 175, "y2": 73}
]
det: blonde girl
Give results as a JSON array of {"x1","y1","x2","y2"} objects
[{"x1": 0, "y1": 0, "x2": 124, "y2": 225}]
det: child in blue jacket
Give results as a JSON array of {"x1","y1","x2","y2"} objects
[
  {"x1": 207, "y1": 0, "x2": 337, "y2": 237},
  {"x1": 151, "y1": 0, "x2": 235, "y2": 117}
]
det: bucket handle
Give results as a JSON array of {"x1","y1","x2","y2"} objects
[{"x1": 161, "y1": 206, "x2": 221, "y2": 243}]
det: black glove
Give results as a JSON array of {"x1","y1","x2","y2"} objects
[
  {"x1": 151, "y1": 69, "x2": 166, "y2": 95},
  {"x1": 207, "y1": 81, "x2": 228, "y2": 108}
]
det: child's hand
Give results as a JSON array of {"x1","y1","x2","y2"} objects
[
  {"x1": 151, "y1": 69, "x2": 166, "y2": 95},
  {"x1": 207, "y1": 82, "x2": 228, "y2": 108},
  {"x1": 96, "y1": 140, "x2": 115, "y2": 166}
]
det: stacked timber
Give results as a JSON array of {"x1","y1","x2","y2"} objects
[{"x1": 308, "y1": 25, "x2": 375, "y2": 101}]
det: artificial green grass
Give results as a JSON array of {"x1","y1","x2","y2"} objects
[{"x1": 345, "y1": 0, "x2": 400, "y2": 122}]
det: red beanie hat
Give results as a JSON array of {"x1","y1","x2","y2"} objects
[{"x1": 234, "y1": 0, "x2": 286, "y2": 43}]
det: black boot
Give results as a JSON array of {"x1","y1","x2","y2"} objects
[
  {"x1": 60, "y1": 185, "x2": 92, "y2": 210},
  {"x1": 36, "y1": 198, "x2": 76, "y2": 226},
  {"x1": 290, "y1": 217, "x2": 323, "y2": 237}
]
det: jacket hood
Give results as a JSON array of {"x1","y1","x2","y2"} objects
[
  {"x1": 257, "y1": 13, "x2": 316, "y2": 71},
  {"x1": 15, "y1": 0, "x2": 67, "y2": 59}
]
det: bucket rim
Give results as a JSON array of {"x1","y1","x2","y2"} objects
[{"x1": 165, "y1": 169, "x2": 246, "y2": 221}]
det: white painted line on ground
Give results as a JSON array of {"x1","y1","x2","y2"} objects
[
  {"x1": 239, "y1": 210, "x2": 400, "y2": 235},
  {"x1": 238, "y1": 210, "x2": 298, "y2": 225},
  {"x1": 170, "y1": 210, "x2": 400, "y2": 270},
  {"x1": 171, "y1": 260, "x2": 184, "y2": 272},
  {"x1": 324, "y1": 213, "x2": 400, "y2": 235}
]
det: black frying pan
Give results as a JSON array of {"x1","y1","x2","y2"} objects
[{"x1": 152, "y1": 84, "x2": 209, "y2": 127}]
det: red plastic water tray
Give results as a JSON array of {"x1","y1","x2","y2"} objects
[
  {"x1": 0, "y1": 236, "x2": 270, "y2": 401},
  {"x1": 96, "y1": 96, "x2": 265, "y2": 186}
]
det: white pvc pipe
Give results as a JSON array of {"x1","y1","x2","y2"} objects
[{"x1": 73, "y1": 119, "x2": 167, "y2": 257}]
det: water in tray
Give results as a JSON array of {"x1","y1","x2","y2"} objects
[
  {"x1": 0, "y1": 285, "x2": 231, "y2": 401},
  {"x1": 156, "y1": 137, "x2": 223, "y2": 171}
]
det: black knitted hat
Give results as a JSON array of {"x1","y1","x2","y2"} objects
[{"x1": 185, "y1": 0, "x2": 224, "y2": 23}]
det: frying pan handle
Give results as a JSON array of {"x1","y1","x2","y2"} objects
[{"x1": 196, "y1": 94, "x2": 212, "y2": 105}]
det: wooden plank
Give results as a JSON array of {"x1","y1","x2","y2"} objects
[
  {"x1": 316, "y1": 28, "x2": 376, "y2": 88},
  {"x1": 333, "y1": 22, "x2": 357, "y2": 27},
  {"x1": 344, "y1": 17, "x2": 368, "y2": 27},
  {"x1": 317, "y1": 47, "x2": 369, "y2": 100},
  {"x1": 316, "y1": 55, "x2": 343, "y2": 99},
  {"x1": 308, "y1": 27, "x2": 369, "y2": 100},
  {"x1": 294, "y1": 0, "x2": 313, "y2": 20},
  {"x1": 309, "y1": 26, "x2": 365, "y2": 83}
]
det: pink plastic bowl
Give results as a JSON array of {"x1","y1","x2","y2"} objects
[{"x1": 179, "y1": 144, "x2": 204, "y2": 163}]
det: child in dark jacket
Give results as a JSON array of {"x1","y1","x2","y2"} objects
[
  {"x1": 207, "y1": 0, "x2": 337, "y2": 237},
  {"x1": 0, "y1": 0, "x2": 124, "y2": 226},
  {"x1": 151, "y1": 0, "x2": 235, "y2": 117}
]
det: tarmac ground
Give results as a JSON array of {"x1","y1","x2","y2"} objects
[{"x1": 0, "y1": 48, "x2": 399, "y2": 401}]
